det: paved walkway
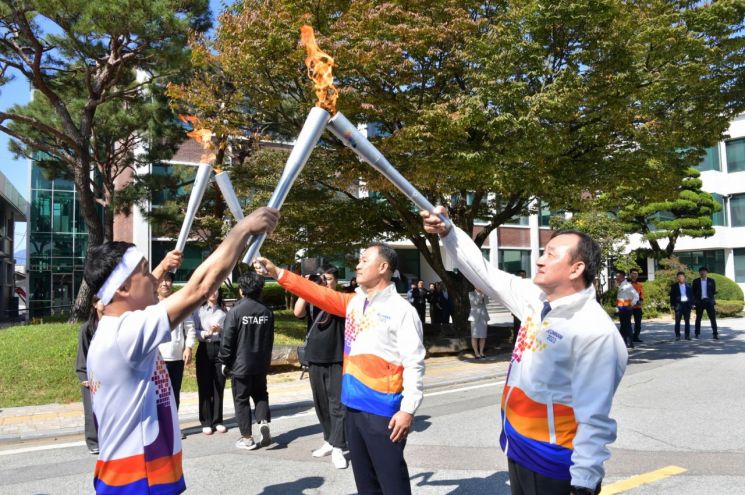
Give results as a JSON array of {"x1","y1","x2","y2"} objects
[
  {"x1": 0, "y1": 352, "x2": 511, "y2": 444},
  {"x1": 0, "y1": 315, "x2": 728, "y2": 445}
]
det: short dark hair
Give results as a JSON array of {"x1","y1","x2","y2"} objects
[
  {"x1": 368, "y1": 242, "x2": 398, "y2": 274},
  {"x1": 162, "y1": 272, "x2": 175, "y2": 282},
  {"x1": 615, "y1": 270, "x2": 626, "y2": 277},
  {"x1": 550, "y1": 230, "x2": 600, "y2": 288},
  {"x1": 676, "y1": 271, "x2": 686, "y2": 277},
  {"x1": 630, "y1": 269, "x2": 639, "y2": 274},
  {"x1": 83, "y1": 241, "x2": 136, "y2": 332},
  {"x1": 323, "y1": 266, "x2": 339, "y2": 280},
  {"x1": 239, "y1": 272, "x2": 265, "y2": 299},
  {"x1": 699, "y1": 267, "x2": 708, "y2": 272},
  {"x1": 84, "y1": 241, "x2": 137, "y2": 295}
]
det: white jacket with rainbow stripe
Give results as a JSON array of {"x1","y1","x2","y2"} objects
[
  {"x1": 278, "y1": 270, "x2": 425, "y2": 416},
  {"x1": 442, "y1": 226, "x2": 627, "y2": 489}
]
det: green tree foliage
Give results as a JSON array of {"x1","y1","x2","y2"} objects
[
  {"x1": 0, "y1": 0, "x2": 210, "y2": 318},
  {"x1": 169, "y1": 0, "x2": 745, "y2": 334},
  {"x1": 616, "y1": 167, "x2": 721, "y2": 259}
]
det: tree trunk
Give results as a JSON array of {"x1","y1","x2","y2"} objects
[
  {"x1": 444, "y1": 270, "x2": 472, "y2": 340},
  {"x1": 70, "y1": 280, "x2": 93, "y2": 323},
  {"x1": 70, "y1": 155, "x2": 105, "y2": 322}
]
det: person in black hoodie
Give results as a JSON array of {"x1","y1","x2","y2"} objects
[
  {"x1": 218, "y1": 272, "x2": 275, "y2": 450},
  {"x1": 75, "y1": 316, "x2": 99, "y2": 454},
  {"x1": 294, "y1": 266, "x2": 348, "y2": 469}
]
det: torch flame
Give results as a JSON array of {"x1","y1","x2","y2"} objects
[
  {"x1": 179, "y1": 114, "x2": 217, "y2": 165},
  {"x1": 300, "y1": 25, "x2": 338, "y2": 114}
]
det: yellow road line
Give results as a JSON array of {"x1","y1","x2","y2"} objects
[{"x1": 600, "y1": 465, "x2": 687, "y2": 494}]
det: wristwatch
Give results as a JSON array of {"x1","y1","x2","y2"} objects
[{"x1": 570, "y1": 486, "x2": 596, "y2": 495}]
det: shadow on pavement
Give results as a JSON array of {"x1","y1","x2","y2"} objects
[
  {"x1": 266, "y1": 423, "x2": 323, "y2": 450},
  {"x1": 411, "y1": 470, "x2": 511, "y2": 494},
  {"x1": 412, "y1": 414, "x2": 433, "y2": 433},
  {"x1": 257, "y1": 475, "x2": 324, "y2": 494},
  {"x1": 628, "y1": 324, "x2": 744, "y2": 364}
]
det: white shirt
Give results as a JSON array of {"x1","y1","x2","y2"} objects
[
  {"x1": 87, "y1": 302, "x2": 184, "y2": 494},
  {"x1": 701, "y1": 278, "x2": 708, "y2": 299},
  {"x1": 679, "y1": 283, "x2": 688, "y2": 302}
]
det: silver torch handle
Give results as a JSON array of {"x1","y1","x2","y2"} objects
[
  {"x1": 214, "y1": 171, "x2": 245, "y2": 221},
  {"x1": 174, "y1": 163, "x2": 213, "y2": 262},
  {"x1": 326, "y1": 112, "x2": 452, "y2": 230},
  {"x1": 242, "y1": 106, "x2": 331, "y2": 264}
]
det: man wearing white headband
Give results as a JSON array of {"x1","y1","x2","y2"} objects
[{"x1": 84, "y1": 207, "x2": 279, "y2": 495}]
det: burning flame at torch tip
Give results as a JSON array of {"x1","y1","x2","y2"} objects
[
  {"x1": 178, "y1": 114, "x2": 217, "y2": 165},
  {"x1": 300, "y1": 25, "x2": 338, "y2": 114}
]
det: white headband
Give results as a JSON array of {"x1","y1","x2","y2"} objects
[{"x1": 96, "y1": 247, "x2": 145, "y2": 305}]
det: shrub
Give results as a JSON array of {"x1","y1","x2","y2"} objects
[
  {"x1": 707, "y1": 273, "x2": 743, "y2": 301},
  {"x1": 716, "y1": 300, "x2": 744, "y2": 317},
  {"x1": 262, "y1": 282, "x2": 291, "y2": 309}
]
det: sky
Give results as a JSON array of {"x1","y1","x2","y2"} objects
[{"x1": 0, "y1": 0, "x2": 228, "y2": 257}]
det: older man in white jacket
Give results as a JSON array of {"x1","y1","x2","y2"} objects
[{"x1": 422, "y1": 207, "x2": 627, "y2": 495}]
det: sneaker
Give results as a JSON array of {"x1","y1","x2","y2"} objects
[
  {"x1": 258, "y1": 421, "x2": 271, "y2": 447},
  {"x1": 312, "y1": 441, "x2": 334, "y2": 458},
  {"x1": 89, "y1": 447, "x2": 99, "y2": 455},
  {"x1": 694, "y1": 335, "x2": 700, "y2": 339},
  {"x1": 202, "y1": 427, "x2": 214, "y2": 435},
  {"x1": 235, "y1": 437, "x2": 258, "y2": 450},
  {"x1": 181, "y1": 432, "x2": 187, "y2": 440},
  {"x1": 215, "y1": 424, "x2": 228, "y2": 433},
  {"x1": 713, "y1": 334, "x2": 719, "y2": 340},
  {"x1": 675, "y1": 336, "x2": 681, "y2": 341},
  {"x1": 331, "y1": 447, "x2": 348, "y2": 469}
]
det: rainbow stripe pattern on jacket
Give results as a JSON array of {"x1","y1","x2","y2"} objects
[
  {"x1": 500, "y1": 383, "x2": 577, "y2": 480},
  {"x1": 341, "y1": 304, "x2": 405, "y2": 416}
]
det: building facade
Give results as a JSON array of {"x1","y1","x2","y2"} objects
[{"x1": 0, "y1": 171, "x2": 28, "y2": 320}]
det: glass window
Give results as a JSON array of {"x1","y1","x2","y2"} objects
[
  {"x1": 29, "y1": 234, "x2": 52, "y2": 256},
  {"x1": 731, "y1": 194, "x2": 745, "y2": 227},
  {"x1": 152, "y1": 240, "x2": 206, "y2": 283},
  {"x1": 31, "y1": 164, "x2": 54, "y2": 190},
  {"x1": 734, "y1": 249, "x2": 745, "y2": 283},
  {"x1": 726, "y1": 138, "x2": 745, "y2": 173},
  {"x1": 31, "y1": 190, "x2": 53, "y2": 233},
  {"x1": 697, "y1": 146, "x2": 721, "y2": 172},
  {"x1": 711, "y1": 193, "x2": 727, "y2": 227},
  {"x1": 52, "y1": 234, "x2": 75, "y2": 257},
  {"x1": 74, "y1": 233, "x2": 88, "y2": 259},
  {"x1": 52, "y1": 191, "x2": 76, "y2": 233},
  {"x1": 674, "y1": 250, "x2": 725, "y2": 275},
  {"x1": 499, "y1": 249, "x2": 531, "y2": 274}
]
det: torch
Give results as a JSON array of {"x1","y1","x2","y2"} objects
[
  {"x1": 241, "y1": 25, "x2": 336, "y2": 265},
  {"x1": 241, "y1": 106, "x2": 330, "y2": 264},
  {"x1": 174, "y1": 163, "x2": 212, "y2": 253},
  {"x1": 326, "y1": 112, "x2": 452, "y2": 230},
  {"x1": 214, "y1": 171, "x2": 245, "y2": 221}
]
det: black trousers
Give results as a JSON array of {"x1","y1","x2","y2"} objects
[
  {"x1": 632, "y1": 308, "x2": 643, "y2": 339},
  {"x1": 346, "y1": 408, "x2": 411, "y2": 495},
  {"x1": 414, "y1": 304, "x2": 426, "y2": 324},
  {"x1": 80, "y1": 385, "x2": 98, "y2": 450},
  {"x1": 165, "y1": 360, "x2": 184, "y2": 410},
  {"x1": 618, "y1": 309, "x2": 633, "y2": 346},
  {"x1": 508, "y1": 459, "x2": 600, "y2": 495},
  {"x1": 232, "y1": 374, "x2": 270, "y2": 438},
  {"x1": 674, "y1": 302, "x2": 692, "y2": 338},
  {"x1": 196, "y1": 342, "x2": 226, "y2": 428},
  {"x1": 309, "y1": 362, "x2": 346, "y2": 448},
  {"x1": 695, "y1": 299, "x2": 718, "y2": 336}
]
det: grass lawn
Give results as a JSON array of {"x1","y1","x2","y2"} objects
[{"x1": 0, "y1": 309, "x2": 306, "y2": 408}]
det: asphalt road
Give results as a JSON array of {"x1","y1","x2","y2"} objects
[{"x1": 1, "y1": 319, "x2": 744, "y2": 494}]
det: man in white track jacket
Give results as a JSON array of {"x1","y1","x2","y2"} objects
[{"x1": 422, "y1": 207, "x2": 627, "y2": 495}]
